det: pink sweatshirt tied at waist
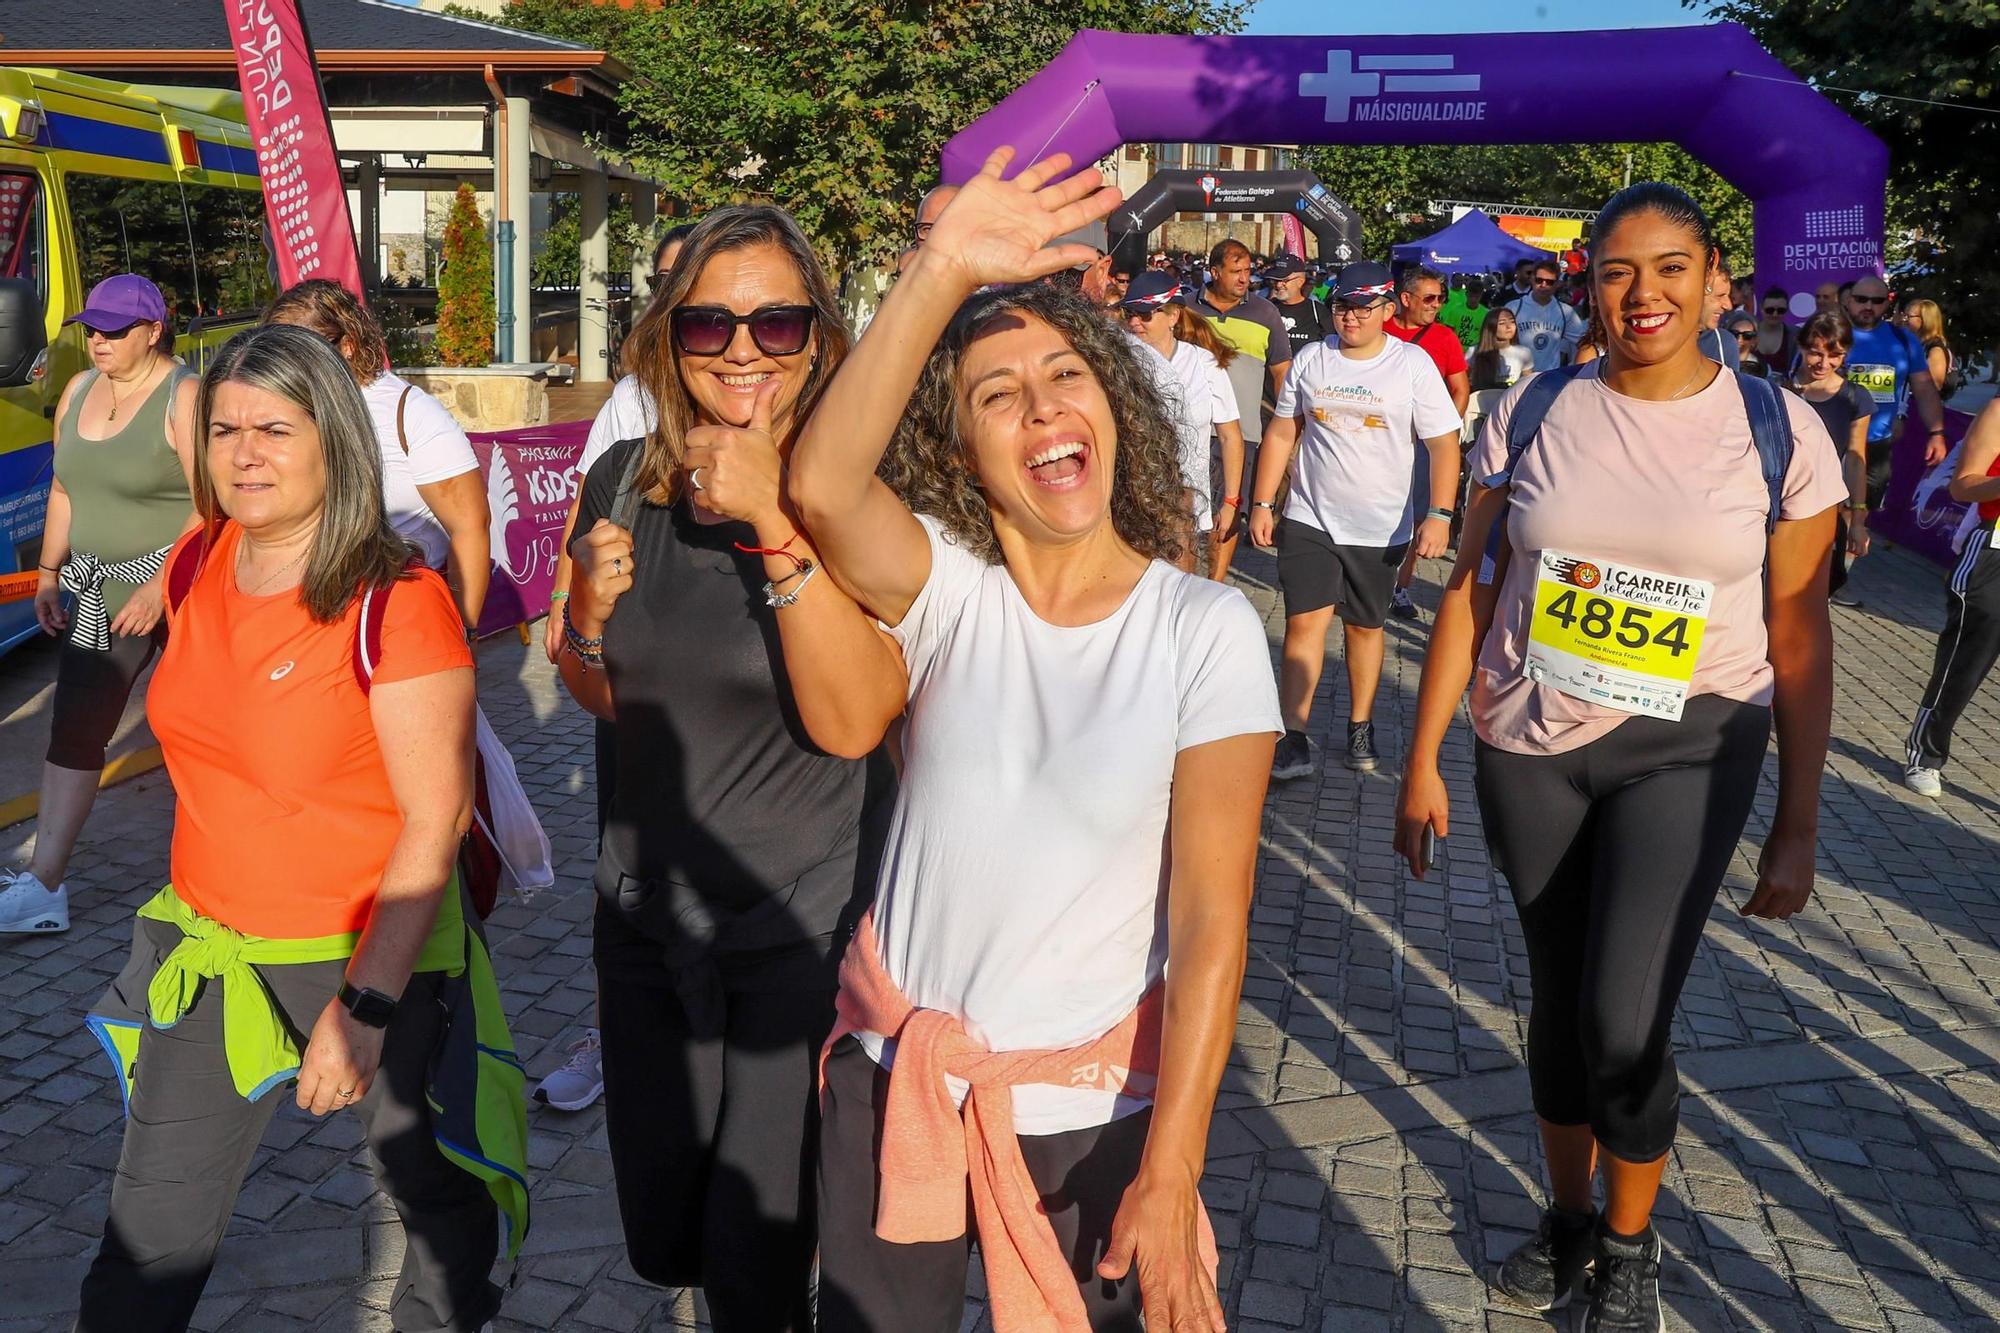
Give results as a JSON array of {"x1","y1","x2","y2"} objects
[{"x1": 823, "y1": 912, "x2": 1218, "y2": 1333}]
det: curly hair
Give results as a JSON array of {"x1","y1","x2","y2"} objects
[
  {"x1": 878, "y1": 284, "x2": 1190, "y2": 566},
  {"x1": 264, "y1": 279, "x2": 392, "y2": 386}
]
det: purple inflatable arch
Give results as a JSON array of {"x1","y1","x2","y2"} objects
[{"x1": 943, "y1": 24, "x2": 1885, "y2": 316}]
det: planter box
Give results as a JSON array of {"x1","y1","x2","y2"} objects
[{"x1": 394, "y1": 363, "x2": 571, "y2": 433}]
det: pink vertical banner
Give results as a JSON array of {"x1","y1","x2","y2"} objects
[
  {"x1": 1280, "y1": 213, "x2": 1307, "y2": 261},
  {"x1": 225, "y1": 0, "x2": 365, "y2": 298}
]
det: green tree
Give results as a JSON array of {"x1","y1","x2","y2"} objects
[
  {"x1": 1696, "y1": 0, "x2": 2000, "y2": 356},
  {"x1": 471, "y1": 0, "x2": 1245, "y2": 270},
  {"x1": 436, "y1": 183, "x2": 496, "y2": 367},
  {"x1": 1300, "y1": 142, "x2": 1752, "y2": 272}
]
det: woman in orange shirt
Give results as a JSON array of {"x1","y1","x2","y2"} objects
[{"x1": 77, "y1": 325, "x2": 524, "y2": 1333}]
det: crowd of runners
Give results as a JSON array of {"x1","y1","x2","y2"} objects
[{"x1": 1, "y1": 146, "x2": 1996, "y2": 1333}]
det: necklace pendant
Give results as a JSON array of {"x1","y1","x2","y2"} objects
[{"x1": 108, "y1": 406, "x2": 118, "y2": 421}]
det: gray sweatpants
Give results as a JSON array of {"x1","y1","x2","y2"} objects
[{"x1": 76, "y1": 916, "x2": 501, "y2": 1332}]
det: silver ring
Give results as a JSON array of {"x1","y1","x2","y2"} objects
[
  {"x1": 690, "y1": 466, "x2": 705, "y2": 492},
  {"x1": 612, "y1": 556, "x2": 622, "y2": 576}
]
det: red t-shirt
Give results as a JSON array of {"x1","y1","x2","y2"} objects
[
  {"x1": 149, "y1": 523, "x2": 473, "y2": 937},
  {"x1": 1386, "y1": 317, "x2": 1468, "y2": 380}
]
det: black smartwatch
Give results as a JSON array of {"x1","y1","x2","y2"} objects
[{"x1": 338, "y1": 979, "x2": 398, "y2": 1029}]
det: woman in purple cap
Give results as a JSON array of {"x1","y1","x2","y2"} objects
[{"x1": 2, "y1": 275, "x2": 198, "y2": 935}]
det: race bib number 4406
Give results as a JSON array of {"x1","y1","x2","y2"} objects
[{"x1": 1524, "y1": 551, "x2": 1713, "y2": 721}]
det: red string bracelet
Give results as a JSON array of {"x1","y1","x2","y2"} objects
[{"x1": 734, "y1": 531, "x2": 808, "y2": 574}]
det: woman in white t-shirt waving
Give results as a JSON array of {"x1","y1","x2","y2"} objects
[
  {"x1": 1395, "y1": 184, "x2": 1843, "y2": 1331},
  {"x1": 790, "y1": 149, "x2": 1281, "y2": 1332}
]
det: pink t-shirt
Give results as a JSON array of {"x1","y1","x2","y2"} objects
[{"x1": 1469, "y1": 364, "x2": 1847, "y2": 755}]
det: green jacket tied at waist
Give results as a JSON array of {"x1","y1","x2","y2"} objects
[{"x1": 88, "y1": 881, "x2": 531, "y2": 1257}]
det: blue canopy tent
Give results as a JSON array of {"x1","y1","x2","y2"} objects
[{"x1": 1391, "y1": 210, "x2": 1549, "y2": 276}]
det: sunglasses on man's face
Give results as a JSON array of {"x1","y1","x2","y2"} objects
[
  {"x1": 1850, "y1": 295, "x2": 1890, "y2": 306},
  {"x1": 1762, "y1": 305, "x2": 1787, "y2": 316},
  {"x1": 671, "y1": 304, "x2": 817, "y2": 358},
  {"x1": 1532, "y1": 277, "x2": 1557, "y2": 287}
]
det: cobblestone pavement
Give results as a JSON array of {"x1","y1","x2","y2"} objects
[{"x1": 3, "y1": 540, "x2": 1998, "y2": 1332}]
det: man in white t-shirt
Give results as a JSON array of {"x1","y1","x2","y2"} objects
[
  {"x1": 1505, "y1": 259, "x2": 1587, "y2": 372},
  {"x1": 1247, "y1": 261, "x2": 1463, "y2": 779}
]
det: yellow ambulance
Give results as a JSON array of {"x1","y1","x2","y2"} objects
[{"x1": 0, "y1": 68, "x2": 271, "y2": 651}]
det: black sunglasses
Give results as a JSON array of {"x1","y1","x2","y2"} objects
[
  {"x1": 671, "y1": 304, "x2": 817, "y2": 358},
  {"x1": 83, "y1": 321, "x2": 146, "y2": 340},
  {"x1": 1532, "y1": 277, "x2": 1558, "y2": 287},
  {"x1": 1850, "y1": 295, "x2": 1890, "y2": 306},
  {"x1": 1762, "y1": 305, "x2": 1787, "y2": 315}
]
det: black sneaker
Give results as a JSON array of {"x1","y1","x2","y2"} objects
[
  {"x1": 1389, "y1": 586, "x2": 1422, "y2": 620},
  {"x1": 1830, "y1": 587, "x2": 1864, "y2": 608},
  {"x1": 1345, "y1": 721, "x2": 1378, "y2": 772},
  {"x1": 1584, "y1": 1222, "x2": 1663, "y2": 1332},
  {"x1": 1271, "y1": 729, "x2": 1317, "y2": 781},
  {"x1": 1492, "y1": 1205, "x2": 1597, "y2": 1312}
]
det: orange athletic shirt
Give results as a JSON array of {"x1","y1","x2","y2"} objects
[{"x1": 148, "y1": 523, "x2": 473, "y2": 938}]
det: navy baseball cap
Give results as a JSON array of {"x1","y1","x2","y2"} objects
[
  {"x1": 1118, "y1": 270, "x2": 1184, "y2": 313},
  {"x1": 66, "y1": 274, "x2": 169, "y2": 331},
  {"x1": 1331, "y1": 262, "x2": 1397, "y2": 307},
  {"x1": 1264, "y1": 254, "x2": 1306, "y2": 281}
]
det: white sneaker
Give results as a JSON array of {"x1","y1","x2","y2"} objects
[
  {"x1": 1904, "y1": 766, "x2": 1943, "y2": 798},
  {"x1": 532, "y1": 1027, "x2": 604, "y2": 1111},
  {"x1": 0, "y1": 869, "x2": 68, "y2": 934}
]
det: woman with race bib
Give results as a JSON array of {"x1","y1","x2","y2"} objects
[{"x1": 1395, "y1": 184, "x2": 1842, "y2": 1333}]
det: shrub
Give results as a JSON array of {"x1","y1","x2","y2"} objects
[{"x1": 435, "y1": 183, "x2": 496, "y2": 366}]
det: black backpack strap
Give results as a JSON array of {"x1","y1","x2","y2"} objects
[
  {"x1": 1733, "y1": 371, "x2": 1793, "y2": 534},
  {"x1": 608, "y1": 438, "x2": 647, "y2": 533},
  {"x1": 1501, "y1": 363, "x2": 1587, "y2": 481}
]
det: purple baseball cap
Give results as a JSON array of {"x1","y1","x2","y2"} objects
[{"x1": 65, "y1": 274, "x2": 168, "y2": 332}]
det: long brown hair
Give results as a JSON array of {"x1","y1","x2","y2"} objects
[
  {"x1": 195, "y1": 325, "x2": 414, "y2": 622},
  {"x1": 264, "y1": 278, "x2": 392, "y2": 386},
  {"x1": 619, "y1": 206, "x2": 851, "y2": 505},
  {"x1": 1172, "y1": 303, "x2": 1237, "y2": 368},
  {"x1": 879, "y1": 283, "x2": 1189, "y2": 566}
]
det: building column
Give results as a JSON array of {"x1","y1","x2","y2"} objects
[
  {"x1": 356, "y1": 154, "x2": 381, "y2": 296},
  {"x1": 505, "y1": 96, "x2": 532, "y2": 363},
  {"x1": 578, "y1": 163, "x2": 609, "y2": 384},
  {"x1": 629, "y1": 184, "x2": 657, "y2": 310}
]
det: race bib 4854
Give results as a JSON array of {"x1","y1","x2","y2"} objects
[{"x1": 1523, "y1": 551, "x2": 1712, "y2": 721}]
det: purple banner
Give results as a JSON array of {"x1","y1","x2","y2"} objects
[
  {"x1": 1870, "y1": 409, "x2": 1978, "y2": 568},
  {"x1": 469, "y1": 420, "x2": 588, "y2": 638},
  {"x1": 945, "y1": 25, "x2": 1888, "y2": 318}
]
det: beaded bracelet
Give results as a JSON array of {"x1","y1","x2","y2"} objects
[{"x1": 561, "y1": 602, "x2": 605, "y2": 669}]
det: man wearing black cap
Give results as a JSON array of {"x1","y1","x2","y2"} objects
[
  {"x1": 1247, "y1": 261, "x2": 1463, "y2": 780},
  {"x1": 1267, "y1": 254, "x2": 1330, "y2": 360}
]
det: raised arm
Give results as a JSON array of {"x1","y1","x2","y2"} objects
[{"x1": 789, "y1": 148, "x2": 1120, "y2": 624}]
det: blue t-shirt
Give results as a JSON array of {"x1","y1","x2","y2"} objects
[{"x1": 1846, "y1": 323, "x2": 1925, "y2": 443}]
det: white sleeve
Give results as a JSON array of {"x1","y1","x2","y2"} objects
[
  {"x1": 1274, "y1": 346, "x2": 1311, "y2": 419},
  {"x1": 577, "y1": 377, "x2": 655, "y2": 480},
  {"x1": 1408, "y1": 349, "x2": 1464, "y2": 440},
  {"x1": 881, "y1": 513, "x2": 989, "y2": 690},
  {"x1": 1208, "y1": 360, "x2": 1240, "y2": 424},
  {"x1": 1563, "y1": 303, "x2": 1587, "y2": 343},
  {"x1": 400, "y1": 388, "x2": 480, "y2": 486},
  {"x1": 1174, "y1": 582, "x2": 1282, "y2": 751}
]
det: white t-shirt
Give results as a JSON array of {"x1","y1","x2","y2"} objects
[
  {"x1": 575, "y1": 374, "x2": 660, "y2": 481},
  {"x1": 1275, "y1": 337, "x2": 1463, "y2": 547},
  {"x1": 1167, "y1": 340, "x2": 1239, "y2": 531},
  {"x1": 860, "y1": 515, "x2": 1282, "y2": 1135},
  {"x1": 362, "y1": 373, "x2": 480, "y2": 569},
  {"x1": 1499, "y1": 345, "x2": 1536, "y2": 387},
  {"x1": 1505, "y1": 295, "x2": 1587, "y2": 372}
]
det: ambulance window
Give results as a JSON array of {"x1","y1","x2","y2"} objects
[
  {"x1": 64, "y1": 175, "x2": 200, "y2": 335},
  {"x1": 0, "y1": 173, "x2": 45, "y2": 301},
  {"x1": 185, "y1": 183, "x2": 275, "y2": 317}
]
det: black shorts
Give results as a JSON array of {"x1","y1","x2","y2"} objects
[{"x1": 1276, "y1": 519, "x2": 1407, "y2": 627}]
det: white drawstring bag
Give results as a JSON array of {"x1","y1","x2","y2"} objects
[{"x1": 474, "y1": 704, "x2": 554, "y2": 902}]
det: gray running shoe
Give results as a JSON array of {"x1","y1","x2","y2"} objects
[
  {"x1": 532, "y1": 1028, "x2": 604, "y2": 1111},
  {"x1": 1345, "y1": 721, "x2": 1379, "y2": 772},
  {"x1": 0, "y1": 869, "x2": 68, "y2": 934},
  {"x1": 1271, "y1": 730, "x2": 1318, "y2": 781},
  {"x1": 1492, "y1": 1205, "x2": 1597, "y2": 1312},
  {"x1": 1584, "y1": 1223, "x2": 1664, "y2": 1333}
]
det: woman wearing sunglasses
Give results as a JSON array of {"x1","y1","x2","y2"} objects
[
  {"x1": 555, "y1": 205, "x2": 902, "y2": 1330},
  {"x1": 5, "y1": 275, "x2": 198, "y2": 937}
]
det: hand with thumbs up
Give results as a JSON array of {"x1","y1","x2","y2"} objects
[{"x1": 683, "y1": 375, "x2": 792, "y2": 539}]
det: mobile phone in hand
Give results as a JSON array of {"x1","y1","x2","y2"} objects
[{"x1": 1419, "y1": 824, "x2": 1442, "y2": 875}]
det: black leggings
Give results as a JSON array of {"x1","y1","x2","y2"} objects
[
  {"x1": 48, "y1": 627, "x2": 163, "y2": 771},
  {"x1": 1474, "y1": 696, "x2": 1771, "y2": 1162},
  {"x1": 595, "y1": 911, "x2": 833, "y2": 1333},
  {"x1": 1908, "y1": 534, "x2": 2000, "y2": 771},
  {"x1": 816, "y1": 1037, "x2": 1148, "y2": 1332}
]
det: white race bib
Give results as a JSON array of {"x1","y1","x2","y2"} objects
[{"x1": 1523, "y1": 551, "x2": 1713, "y2": 721}]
